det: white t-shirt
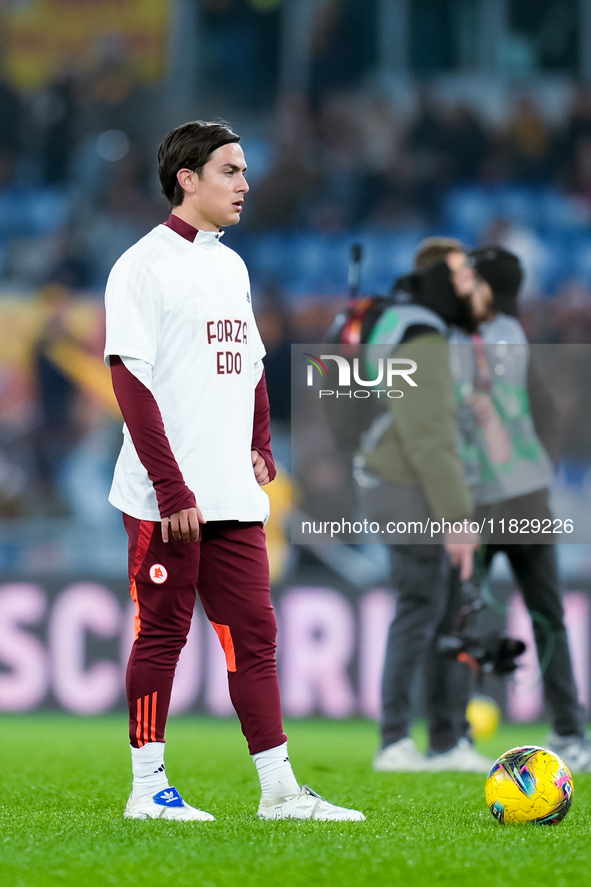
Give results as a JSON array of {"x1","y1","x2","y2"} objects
[{"x1": 104, "y1": 224, "x2": 270, "y2": 523}]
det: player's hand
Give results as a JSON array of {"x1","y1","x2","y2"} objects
[
  {"x1": 161, "y1": 505, "x2": 206, "y2": 544},
  {"x1": 251, "y1": 449, "x2": 270, "y2": 486},
  {"x1": 445, "y1": 530, "x2": 479, "y2": 581}
]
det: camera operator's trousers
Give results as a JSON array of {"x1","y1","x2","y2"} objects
[
  {"x1": 123, "y1": 514, "x2": 287, "y2": 755},
  {"x1": 380, "y1": 543, "x2": 470, "y2": 754},
  {"x1": 481, "y1": 543, "x2": 585, "y2": 738},
  {"x1": 356, "y1": 473, "x2": 471, "y2": 753}
]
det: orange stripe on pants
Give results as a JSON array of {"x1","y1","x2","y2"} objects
[
  {"x1": 151, "y1": 691, "x2": 158, "y2": 743},
  {"x1": 136, "y1": 697, "x2": 143, "y2": 748},
  {"x1": 210, "y1": 622, "x2": 236, "y2": 672},
  {"x1": 143, "y1": 695, "x2": 150, "y2": 746},
  {"x1": 129, "y1": 520, "x2": 155, "y2": 640}
]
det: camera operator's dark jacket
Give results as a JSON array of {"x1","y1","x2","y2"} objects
[{"x1": 360, "y1": 269, "x2": 473, "y2": 522}]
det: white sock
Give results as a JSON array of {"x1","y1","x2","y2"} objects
[
  {"x1": 252, "y1": 742, "x2": 300, "y2": 800},
  {"x1": 130, "y1": 742, "x2": 169, "y2": 800}
]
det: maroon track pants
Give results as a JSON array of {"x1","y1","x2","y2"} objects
[{"x1": 123, "y1": 515, "x2": 287, "y2": 755}]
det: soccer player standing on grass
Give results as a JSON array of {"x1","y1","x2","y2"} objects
[{"x1": 104, "y1": 120, "x2": 364, "y2": 822}]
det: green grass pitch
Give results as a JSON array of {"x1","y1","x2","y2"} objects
[{"x1": 1, "y1": 715, "x2": 589, "y2": 887}]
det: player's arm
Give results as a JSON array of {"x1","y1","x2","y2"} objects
[
  {"x1": 251, "y1": 368, "x2": 276, "y2": 486},
  {"x1": 109, "y1": 355, "x2": 205, "y2": 542}
]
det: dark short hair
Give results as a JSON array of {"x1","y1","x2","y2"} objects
[
  {"x1": 157, "y1": 120, "x2": 241, "y2": 207},
  {"x1": 414, "y1": 236, "x2": 466, "y2": 270},
  {"x1": 470, "y1": 246, "x2": 523, "y2": 316}
]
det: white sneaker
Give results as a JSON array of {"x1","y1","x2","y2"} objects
[
  {"x1": 546, "y1": 732, "x2": 591, "y2": 772},
  {"x1": 425, "y1": 738, "x2": 493, "y2": 773},
  {"x1": 373, "y1": 737, "x2": 427, "y2": 772},
  {"x1": 257, "y1": 785, "x2": 365, "y2": 821},
  {"x1": 124, "y1": 786, "x2": 215, "y2": 821}
]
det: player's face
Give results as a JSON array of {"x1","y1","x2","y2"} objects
[
  {"x1": 182, "y1": 143, "x2": 249, "y2": 230},
  {"x1": 446, "y1": 250, "x2": 475, "y2": 297}
]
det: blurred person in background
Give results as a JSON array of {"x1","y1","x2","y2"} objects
[
  {"x1": 353, "y1": 237, "x2": 487, "y2": 773},
  {"x1": 450, "y1": 246, "x2": 591, "y2": 772},
  {"x1": 252, "y1": 287, "x2": 292, "y2": 470},
  {"x1": 246, "y1": 95, "x2": 318, "y2": 230},
  {"x1": 403, "y1": 93, "x2": 448, "y2": 224},
  {"x1": 32, "y1": 285, "x2": 81, "y2": 515},
  {"x1": 30, "y1": 72, "x2": 77, "y2": 186},
  {"x1": 68, "y1": 135, "x2": 164, "y2": 288},
  {"x1": 253, "y1": 290, "x2": 292, "y2": 425},
  {"x1": 442, "y1": 104, "x2": 489, "y2": 184},
  {"x1": 506, "y1": 96, "x2": 552, "y2": 183},
  {"x1": 0, "y1": 74, "x2": 23, "y2": 186}
]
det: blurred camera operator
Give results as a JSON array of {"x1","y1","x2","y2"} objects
[
  {"x1": 356, "y1": 238, "x2": 488, "y2": 773},
  {"x1": 449, "y1": 246, "x2": 591, "y2": 772}
]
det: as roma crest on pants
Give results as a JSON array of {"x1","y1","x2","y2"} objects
[{"x1": 149, "y1": 564, "x2": 168, "y2": 584}]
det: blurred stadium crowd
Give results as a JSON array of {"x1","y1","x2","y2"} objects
[
  {"x1": 1, "y1": 0, "x2": 591, "y2": 567},
  {"x1": 4, "y1": 67, "x2": 591, "y2": 315}
]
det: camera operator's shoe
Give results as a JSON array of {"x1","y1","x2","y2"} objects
[
  {"x1": 257, "y1": 785, "x2": 365, "y2": 821},
  {"x1": 546, "y1": 732, "x2": 591, "y2": 772},
  {"x1": 425, "y1": 738, "x2": 493, "y2": 773},
  {"x1": 373, "y1": 737, "x2": 427, "y2": 772}
]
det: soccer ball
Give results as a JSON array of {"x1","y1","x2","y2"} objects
[
  {"x1": 467, "y1": 695, "x2": 501, "y2": 741},
  {"x1": 485, "y1": 745, "x2": 574, "y2": 825}
]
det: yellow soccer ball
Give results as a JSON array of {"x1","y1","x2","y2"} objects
[
  {"x1": 485, "y1": 746, "x2": 574, "y2": 825},
  {"x1": 467, "y1": 695, "x2": 501, "y2": 741}
]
